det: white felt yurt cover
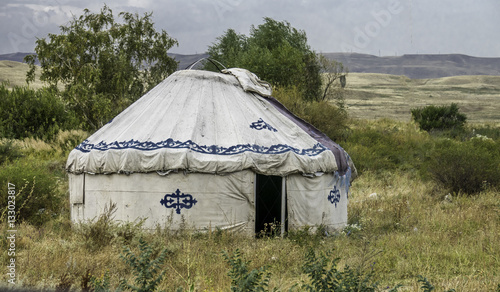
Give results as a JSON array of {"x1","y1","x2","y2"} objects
[{"x1": 66, "y1": 69, "x2": 350, "y2": 177}]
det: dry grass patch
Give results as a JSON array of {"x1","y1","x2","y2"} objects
[{"x1": 343, "y1": 73, "x2": 500, "y2": 123}]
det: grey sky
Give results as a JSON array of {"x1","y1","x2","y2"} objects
[{"x1": 1, "y1": 0, "x2": 499, "y2": 57}]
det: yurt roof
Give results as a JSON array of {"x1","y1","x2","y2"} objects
[{"x1": 66, "y1": 68, "x2": 350, "y2": 176}]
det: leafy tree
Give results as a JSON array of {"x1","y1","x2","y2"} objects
[
  {"x1": 25, "y1": 5, "x2": 178, "y2": 130},
  {"x1": 206, "y1": 17, "x2": 322, "y2": 101},
  {"x1": 207, "y1": 28, "x2": 248, "y2": 68}
]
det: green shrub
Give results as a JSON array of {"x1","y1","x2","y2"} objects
[
  {"x1": 427, "y1": 138, "x2": 500, "y2": 194},
  {"x1": 0, "y1": 140, "x2": 23, "y2": 165},
  {"x1": 53, "y1": 129, "x2": 90, "y2": 156},
  {"x1": 0, "y1": 158, "x2": 63, "y2": 226},
  {"x1": 411, "y1": 103, "x2": 467, "y2": 133},
  {"x1": 343, "y1": 122, "x2": 432, "y2": 174},
  {"x1": 273, "y1": 86, "x2": 349, "y2": 141},
  {"x1": 0, "y1": 83, "x2": 77, "y2": 140},
  {"x1": 299, "y1": 248, "x2": 380, "y2": 292},
  {"x1": 417, "y1": 275, "x2": 456, "y2": 292},
  {"x1": 119, "y1": 237, "x2": 170, "y2": 292},
  {"x1": 287, "y1": 225, "x2": 326, "y2": 247},
  {"x1": 469, "y1": 125, "x2": 500, "y2": 142},
  {"x1": 222, "y1": 249, "x2": 271, "y2": 292},
  {"x1": 76, "y1": 202, "x2": 118, "y2": 251},
  {"x1": 90, "y1": 271, "x2": 111, "y2": 292}
]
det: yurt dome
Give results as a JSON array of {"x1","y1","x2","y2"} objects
[{"x1": 66, "y1": 68, "x2": 356, "y2": 235}]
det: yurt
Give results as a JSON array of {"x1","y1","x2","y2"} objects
[{"x1": 66, "y1": 68, "x2": 356, "y2": 236}]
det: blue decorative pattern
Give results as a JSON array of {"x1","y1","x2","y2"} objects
[
  {"x1": 160, "y1": 189, "x2": 197, "y2": 214},
  {"x1": 75, "y1": 138, "x2": 327, "y2": 156},
  {"x1": 250, "y1": 118, "x2": 278, "y2": 132},
  {"x1": 327, "y1": 186, "x2": 341, "y2": 207}
]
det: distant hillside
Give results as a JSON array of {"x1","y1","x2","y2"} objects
[
  {"x1": 0, "y1": 52, "x2": 33, "y2": 63},
  {"x1": 323, "y1": 53, "x2": 500, "y2": 79},
  {"x1": 0, "y1": 52, "x2": 210, "y2": 71},
  {"x1": 2, "y1": 52, "x2": 500, "y2": 79},
  {"x1": 0, "y1": 60, "x2": 43, "y2": 89}
]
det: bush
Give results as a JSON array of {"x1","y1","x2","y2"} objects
[
  {"x1": 0, "y1": 158, "x2": 63, "y2": 226},
  {"x1": 222, "y1": 249, "x2": 271, "y2": 292},
  {"x1": 343, "y1": 121, "x2": 432, "y2": 174},
  {"x1": 411, "y1": 103, "x2": 467, "y2": 133},
  {"x1": 76, "y1": 202, "x2": 118, "y2": 251},
  {"x1": 299, "y1": 248, "x2": 380, "y2": 292},
  {"x1": 0, "y1": 139, "x2": 23, "y2": 165},
  {"x1": 427, "y1": 138, "x2": 500, "y2": 194},
  {"x1": 0, "y1": 83, "x2": 77, "y2": 140},
  {"x1": 119, "y1": 237, "x2": 170, "y2": 292},
  {"x1": 273, "y1": 86, "x2": 349, "y2": 141}
]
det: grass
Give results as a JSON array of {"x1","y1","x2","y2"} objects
[
  {"x1": 344, "y1": 73, "x2": 500, "y2": 123},
  {"x1": 0, "y1": 61, "x2": 43, "y2": 89},
  {"x1": 0, "y1": 156, "x2": 498, "y2": 291},
  {"x1": 0, "y1": 63, "x2": 499, "y2": 291},
  {"x1": 2, "y1": 173, "x2": 500, "y2": 291}
]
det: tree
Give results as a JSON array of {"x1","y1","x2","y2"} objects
[
  {"x1": 205, "y1": 17, "x2": 322, "y2": 101},
  {"x1": 318, "y1": 54, "x2": 348, "y2": 102},
  {"x1": 25, "y1": 5, "x2": 178, "y2": 130},
  {"x1": 206, "y1": 28, "x2": 247, "y2": 68}
]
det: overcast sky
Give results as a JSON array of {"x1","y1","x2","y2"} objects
[{"x1": 1, "y1": 0, "x2": 499, "y2": 57}]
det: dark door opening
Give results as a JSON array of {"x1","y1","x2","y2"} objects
[{"x1": 255, "y1": 174, "x2": 287, "y2": 236}]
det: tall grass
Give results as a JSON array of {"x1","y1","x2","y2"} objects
[
  {"x1": 0, "y1": 168, "x2": 498, "y2": 291},
  {"x1": 0, "y1": 120, "x2": 498, "y2": 291}
]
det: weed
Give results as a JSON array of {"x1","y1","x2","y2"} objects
[
  {"x1": 287, "y1": 225, "x2": 326, "y2": 247},
  {"x1": 222, "y1": 249, "x2": 272, "y2": 292},
  {"x1": 115, "y1": 218, "x2": 146, "y2": 245},
  {"x1": 80, "y1": 269, "x2": 92, "y2": 292},
  {"x1": 428, "y1": 138, "x2": 500, "y2": 194},
  {"x1": 0, "y1": 158, "x2": 63, "y2": 226},
  {"x1": 55, "y1": 272, "x2": 72, "y2": 292},
  {"x1": 76, "y1": 201, "x2": 117, "y2": 251},
  {"x1": 91, "y1": 270, "x2": 112, "y2": 292},
  {"x1": 0, "y1": 139, "x2": 23, "y2": 164},
  {"x1": 417, "y1": 276, "x2": 434, "y2": 291},
  {"x1": 119, "y1": 237, "x2": 169, "y2": 292},
  {"x1": 298, "y1": 248, "x2": 382, "y2": 292}
]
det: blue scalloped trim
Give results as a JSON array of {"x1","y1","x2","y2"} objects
[{"x1": 75, "y1": 138, "x2": 328, "y2": 156}]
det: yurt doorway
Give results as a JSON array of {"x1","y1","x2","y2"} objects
[{"x1": 255, "y1": 174, "x2": 287, "y2": 236}]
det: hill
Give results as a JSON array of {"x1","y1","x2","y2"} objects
[
  {"x1": 345, "y1": 73, "x2": 500, "y2": 123},
  {"x1": 323, "y1": 53, "x2": 500, "y2": 79},
  {"x1": 3, "y1": 52, "x2": 500, "y2": 79},
  {"x1": 0, "y1": 60, "x2": 43, "y2": 89},
  {"x1": 1, "y1": 57, "x2": 499, "y2": 123},
  {"x1": 0, "y1": 52, "x2": 209, "y2": 72}
]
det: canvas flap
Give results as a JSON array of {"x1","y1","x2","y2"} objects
[
  {"x1": 222, "y1": 68, "x2": 272, "y2": 97},
  {"x1": 287, "y1": 171, "x2": 350, "y2": 231}
]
